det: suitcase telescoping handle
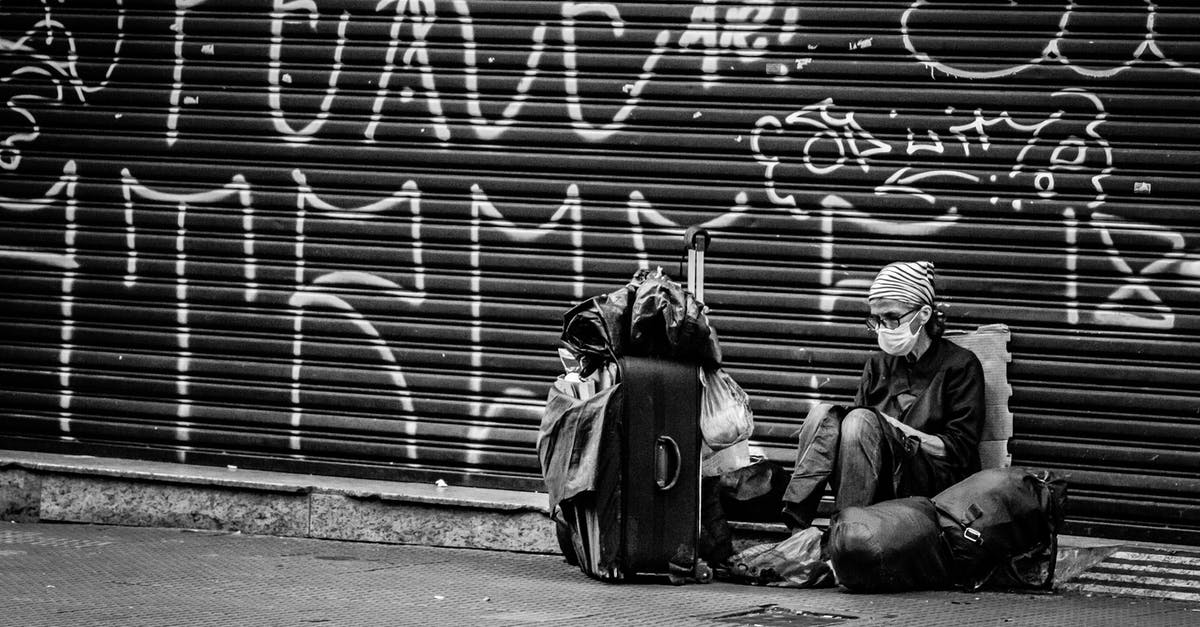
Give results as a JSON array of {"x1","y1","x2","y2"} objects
[
  {"x1": 654, "y1": 436, "x2": 682, "y2": 490},
  {"x1": 684, "y1": 226, "x2": 709, "y2": 302}
]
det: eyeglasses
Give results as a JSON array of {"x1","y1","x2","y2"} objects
[{"x1": 865, "y1": 307, "x2": 922, "y2": 332}]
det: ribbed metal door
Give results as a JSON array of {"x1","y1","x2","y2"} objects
[{"x1": 1, "y1": 2, "x2": 1197, "y2": 544}]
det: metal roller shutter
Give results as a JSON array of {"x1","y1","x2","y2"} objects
[{"x1": 1, "y1": 2, "x2": 1197, "y2": 544}]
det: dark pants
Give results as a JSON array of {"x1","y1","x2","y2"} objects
[
  {"x1": 700, "y1": 476, "x2": 734, "y2": 564},
  {"x1": 780, "y1": 404, "x2": 915, "y2": 529}
]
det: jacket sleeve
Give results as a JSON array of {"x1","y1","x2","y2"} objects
[
  {"x1": 935, "y1": 352, "x2": 986, "y2": 469},
  {"x1": 853, "y1": 356, "x2": 877, "y2": 408}
]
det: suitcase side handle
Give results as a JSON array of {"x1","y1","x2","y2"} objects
[{"x1": 654, "y1": 436, "x2": 682, "y2": 491}]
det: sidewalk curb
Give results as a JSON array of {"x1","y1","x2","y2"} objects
[{"x1": 0, "y1": 450, "x2": 557, "y2": 554}]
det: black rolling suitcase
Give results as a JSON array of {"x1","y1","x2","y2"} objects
[
  {"x1": 558, "y1": 228, "x2": 714, "y2": 584},
  {"x1": 620, "y1": 355, "x2": 706, "y2": 582}
]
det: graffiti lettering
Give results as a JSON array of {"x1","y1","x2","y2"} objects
[
  {"x1": 0, "y1": 160, "x2": 78, "y2": 435},
  {"x1": 1, "y1": 6, "x2": 125, "y2": 165},
  {"x1": 2, "y1": 1, "x2": 1199, "y2": 477},
  {"x1": 268, "y1": 3, "x2": 349, "y2": 143},
  {"x1": 118, "y1": 170, "x2": 254, "y2": 459},
  {"x1": 678, "y1": 0, "x2": 798, "y2": 81},
  {"x1": 154, "y1": 0, "x2": 802, "y2": 146},
  {"x1": 750, "y1": 89, "x2": 1200, "y2": 328},
  {"x1": 904, "y1": 0, "x2": 1200, "y2": 79},
  {"x1": 753, "y1": 90, "x2": 1111, "y2": 221}
]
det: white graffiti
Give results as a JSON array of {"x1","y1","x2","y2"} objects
[
  {"x1": 751, "y1": 97, "x2": 967, "y2": 233},
  {"x1": 563, "y1": 2, "x2": 666, "y2": 142},
  {"x1": 267, "y1": 2, "x2": 349, "y2": 143},
  {"x1": 0, "y1": 160, "x2": 81, "y2": 298},
  {"x1": 4, "y1": 1, "x2": 805, "y2": 149},
  {"x1": 289, "y1": 168, "x2": 426, "y2": 442},
  {"x1": 165, "y1": 0, "x2": 800, "y2": 145},
  {"x1": 167, "y1": 0, "x2": 210, "y2": 146},
  {"x1": 0, "y1": 5, "x2": 125, "y2": 168},
  {"x1": 748, "y1": 89, "x2": 1200, "y2": 326},
  {"x1": 1012, "y1": 90, "x2": 1114, "y2": 209},
  {"x1": 753, "y1": 91, "x2": 1113, "y2": 220},
  {"x1": 367, "y1": 0, "x2": 446, "y2": 142},
  {"x1": 681, "y1": 0, "x2": 800, "y2": 80},
  {"x1": 0, "y1": 160, "x2": 78, "y2": 438},
  {"x1": 757, "y1": 98, "x2": 894, "y2": 215},
  {"x1": 1091, "y1": 213, "x2": 1185, "y2": 329},
  {"x1": 102, "y1": 164, "x2": 709, "y2": 453},
  {"x1": 288, "y1": 282, "x2": 418, "y2": 447},
  {"x1": 119, "y1": 170, "x2": 255, "y2": 461},
  {"x1": 0, "y1": 63, "x2": 52, "y2": 171},
  {"x1": 5, "y1": 1, "x2": 1200, "y2": 475},
  {"x1": 903, "y1": 0, "x2": 1200, "y2": 79},
  {"x1": 469, "y1": 182, "x2": 585, "y2": 296},
  {"x1": 454, "y1": 1, "x2": 545, "y2": 141},
  {"x1": 120, "y1": 170, "x2": 253, "y2": 294}
]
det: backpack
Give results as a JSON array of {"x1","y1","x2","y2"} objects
[{"x1": 931, "y1": 467, "x2": 1068, "y2": 591}]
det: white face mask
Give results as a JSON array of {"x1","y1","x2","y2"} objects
[{"x1": 876, "y1": 321, "x2": 921, "y2": 356}]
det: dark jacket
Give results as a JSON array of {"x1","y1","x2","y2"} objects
[{"x1": 855, "y1": 337, "x2": 985, "y2": 495}]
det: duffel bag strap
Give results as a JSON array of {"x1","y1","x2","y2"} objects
[{"x1": 935, "y1": 502, "x2": 986, "y2": 544}]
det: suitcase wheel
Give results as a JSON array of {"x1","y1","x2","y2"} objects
[
  {"x1": 667, "y1": 572, "x2": 688, "y2": 586},
  {"x1": 693, "y1": 561, "x2": 713, "y2": 584}
]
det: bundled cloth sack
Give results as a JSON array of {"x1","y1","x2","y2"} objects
[
  {"x1": 628, "y1": 268, "x2": 721, "y2": 366},
  {"x1": 827, "y1": 496, "x2": 954, "y2": 593},
  {"x1": 932, "y1": 467, "x2": 1068, "y2": 591},
  {"x1": 560, "y1": 268, "x2": 721, "y2": 377}
]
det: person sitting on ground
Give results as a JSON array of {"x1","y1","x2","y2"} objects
[{"x1": 781, "y1": 260, "x2": 985, "y2": 530}]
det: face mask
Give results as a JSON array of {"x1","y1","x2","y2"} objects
[{"x1": 876, "y1": 320, "x2": 921, "y2": 356}]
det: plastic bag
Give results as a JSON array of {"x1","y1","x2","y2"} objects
[
  {"x1": 699, "y1": 367, "x2": 753, "y2": 450},
  {"x1": 559, "y1": 282, "x2": 637, "y2": 378},
  {"x1": 537, "y1": 378, "x2": 624, "y2": 514},
  {"x1": 701, "y1": 439, "x2": 751, "y2": 477},
  {"x1": 722, "y1": 527, "x2": 835, "y2": 588}
]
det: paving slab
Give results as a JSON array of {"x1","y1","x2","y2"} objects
[{"x1": 1, "y1": 523, "x2": 1197, "y2": 627}]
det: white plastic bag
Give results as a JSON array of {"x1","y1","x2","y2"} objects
[
  {"x1": 699, "y1": 367, "x2": 754, "y2": 450},
  {"x1": 701, "y1": 439, "x2": 751, "y2": 477}
]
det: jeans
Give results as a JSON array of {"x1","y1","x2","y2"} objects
[{"x1": 781, "y1": 404, "x2": 911, "y2": 529}]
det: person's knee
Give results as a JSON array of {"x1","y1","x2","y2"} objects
[
  {"x1": 809, "y1": 403, "x2": 840, "y2": 423},
  {"x1": 792, "y1": 403, "x2": 840, "y2": 440},
  {"x1": 840, "y1": 408, "x2": 881, "y2": 444}
]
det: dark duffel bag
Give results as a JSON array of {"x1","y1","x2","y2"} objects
[
  {"x1": 827, "y1": 496, "x2": 954, "y2": 592},
  {"x1": 931, "y1": 467, "x2": 1068, "y2": 591}
]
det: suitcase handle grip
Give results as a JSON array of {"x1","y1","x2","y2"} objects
[
  {"x1": 684, "y1": 226, "x2": 710, "y2": 252},
  {"x1": 654, "y1": 436, "x2": 681, "y2": 491}
]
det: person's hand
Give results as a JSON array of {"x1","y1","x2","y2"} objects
[
  {"x1": 881, "y1": 412, "x2": 946, "y2": 458},
  {"x1": 879, "y1": 412, "x2": 903, "y2": 429}
]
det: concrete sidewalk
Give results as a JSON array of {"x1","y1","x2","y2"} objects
[
  {"x1": 2, "y1": 449, "x2": 1199, "y2": 606},
  {"x1": 2, "y1": 522, "x2": 1198, "y2": 627}
]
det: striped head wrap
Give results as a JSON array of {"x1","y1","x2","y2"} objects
[{"x1": 868, "y1": 261, "x2": 936, "y2": 307}]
